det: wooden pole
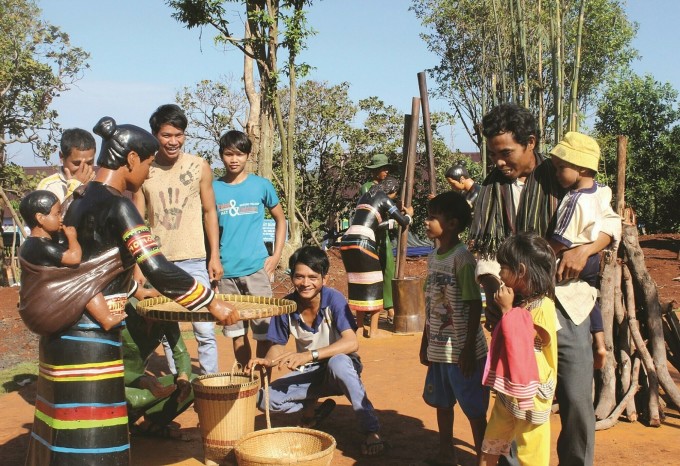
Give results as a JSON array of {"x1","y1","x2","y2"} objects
[
  {"x1": 418, "y1": 72, "x2": 437, "y2": 196},
  {"x1": 396, "y1": 98, "x2": 420, "y2": 281},
  {"x1": 616, "y1": 135, "x2": 628, "y2": 217},
  {"x1": 396, "y1": 114, "x2": 412, "y2": 279}
]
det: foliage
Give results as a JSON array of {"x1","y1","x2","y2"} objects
[
  {"x1": 168, "y1": 0, "x2": 316, "y2": 245},
  {"x1": 595, "y1": 73, "x2": 680, "y2": 232},
  {"x1": 0, "y1": 361, "x2": 37, "y2": 395},
  {"x1": 176, "y1": 76, "x2": 248, "y2": 164},
  {"x1": 0, "y1": 0, "x2": 89, "y2": 166},
  {"x1": 411, "y1": 0, "x2": 637, "y2": 148}
]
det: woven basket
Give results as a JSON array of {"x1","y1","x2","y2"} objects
[
  {"x1": 192, "y1": 369, "x2": 261, "y2": 465},
  {"x1": 137, "y1": 294, "x2": 297, "y2": 322},
  {"x1": 234, "y1": 369, "x2": 336, "y2": 466}
]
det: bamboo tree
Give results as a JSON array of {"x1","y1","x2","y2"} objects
[{"x1": 570, "y1": 0, "x2": 587, "y2": 131}]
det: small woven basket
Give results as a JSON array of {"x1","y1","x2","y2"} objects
[
  {"x1": 192, "y1": 368, "x2": 261, "y2": 465},
  {"x1": 137, "y1": 294, "x2": 297, "y2": 322},
  {"x1": 234, "y1": 368, "x2": 336, "y2": 466}
]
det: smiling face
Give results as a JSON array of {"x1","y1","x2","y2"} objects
[
  {"x1": 487, "y1": 132, "x2": 536, "y2": 181},
  {"x1": 154, "y1": 124, "x2": 185, "y2": 164},
  {"x1": 291, "y1": 262, "x2": 325, "y2": 301}
]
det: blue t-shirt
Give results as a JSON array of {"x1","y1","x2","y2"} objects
[
  {"x1": 267, "y1": 286, "x2": 358, "y2": 345},
  {"x1": 213, "y1": 174, "x2": 280, "y2": 278}
]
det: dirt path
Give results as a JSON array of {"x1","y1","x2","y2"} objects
[{"x1": 2, "y1": 235, "x2": 680, "y2": 465}]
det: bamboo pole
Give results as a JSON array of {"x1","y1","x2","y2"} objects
[
  {"x1": 616, "y1": 135, "x2": 628, "y2": 216},
  {"x1": 396, "y1": 114, "x2": 412, "y2": 279},
  {"x1": 569, "y1": 0, "x2": 586, "y2": 131},
  {"x1": 396, "y1": 98, "x2": 420, "y2": 281},
  {"x1": 418, "y1": 72, "x2": 437, "y2": 196}
]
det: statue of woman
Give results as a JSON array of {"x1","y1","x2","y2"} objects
[
  {"x1": 24, "y1": 117, "x2": 238, "y2": 466},
  {"x1": 340, "y1": 176, "x2": 413, "y2": 338}
]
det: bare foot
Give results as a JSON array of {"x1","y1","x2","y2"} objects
[{"x1": 361, "y1": 432, "x2": 387, "y2": 456}]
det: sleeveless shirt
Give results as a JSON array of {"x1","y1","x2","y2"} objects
[{"x1": 140, "y1": 152, "x2": 207, "y2": 261}]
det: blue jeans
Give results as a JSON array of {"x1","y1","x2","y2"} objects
[
  {"x1": 163, "y1": 259, "x2": 218, "y2": 375},
  {"x1": 259, "y1": 354, "x2": 380, "y2": 433}
]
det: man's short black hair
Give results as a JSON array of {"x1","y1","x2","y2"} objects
[
  {"x1": 219, "y1": 130, "x2": 252, "y2": 155},
  {"x1": 60, "y1": 128, "x2": 95, "y2": 159},
  {"x1": 289, "y1": 246, "x2": 330, "y2": 277},
  {"x1": 149, "y1": 104, "x2": 188, "y2": 134},
  {"x1": 428, "y1": 191, "x2": 472, "y2": 230},
  {"x1": 482, "y1": 103, "x2": 538, "y2": 147}
]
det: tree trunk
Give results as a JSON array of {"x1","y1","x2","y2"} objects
[
  {"x1": 622, "y1": 223, "x2": 680, "y2": 411},
  {"x1": 595, "y1": 257, "x2": 617, "y2": 419},
  {"x1": 622, "y1": 262, "x2": 660, "y2": 426},
  {"x1": 243, "y1": 23, "x2": 261, "y2": 175}
]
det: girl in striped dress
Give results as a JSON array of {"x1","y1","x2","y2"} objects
[{"x1": 480, "y1": 232, "x2": 558, "y2": 466}]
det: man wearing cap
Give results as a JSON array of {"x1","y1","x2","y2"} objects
[
  {"x1": 469, "y1": 104, "x2": 620, "y2": 466},
  {"x1": 360, "y1": 154, "x2": 396, "y2": 326},
  {"x1": 444, "y1": 164, "x2": 481, "y2": 208}
]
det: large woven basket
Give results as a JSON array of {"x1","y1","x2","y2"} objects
[
  {"x1": 192, "y1": 369, "x2": 261, "y2": 465},
  {"x1": 234, "y1": 369, "x2": 336, "y2": 466},
  {"x1": 137, "y1": 294, "x2": 296, "y2": 322}
]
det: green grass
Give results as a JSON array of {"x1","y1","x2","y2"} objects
[{"x1": 0, "y1": 362, "x2": 38, "y2": 395}]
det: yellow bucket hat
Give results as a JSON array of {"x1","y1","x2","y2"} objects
[{"x1": 550, "y1": 131, "x2": 601, "y2": 172}]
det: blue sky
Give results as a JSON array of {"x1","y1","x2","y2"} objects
[{"x1": 10, "y1": 0, "x2": 680, "y2": 166}]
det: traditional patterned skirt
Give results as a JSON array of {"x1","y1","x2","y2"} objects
[
  {"x1": 25, "y1": 295, "x2": 129, "y2": 466},
  {"x1": 340, "y1": 232, "x2": 384, "y2": 312}
]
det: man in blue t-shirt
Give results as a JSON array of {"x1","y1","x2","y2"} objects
[
  {"x1": 214, "y1": 130, "x2": 287, "y2": 368},
  {"x1": 247, "y1": 246, "x2": 386, "y2": 457}
]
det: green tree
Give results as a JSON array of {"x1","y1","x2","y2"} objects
[
  {"x1": 411, "y1": 0, "x2": 636, "y2": 148},
  {"x1": 0, "y1": 0, "x2": 89, "y2": 166},
  {"x1": 168, "y1": 0, "x2": 315, "y2": 246},
  {"x1": 595, "y1": 73, "x2": 680, "y2": 232},
  {"x1": 175, "y1": 75, "x2": 248, "y2": 165}
]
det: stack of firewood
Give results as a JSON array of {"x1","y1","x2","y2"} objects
[{"x1": 594, "y1": 221, "x2": 680, "y2": 430}]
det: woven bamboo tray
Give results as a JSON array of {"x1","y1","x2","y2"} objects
[{"x1": 137, "y1": 294, "x2": 297, "y2": 322}]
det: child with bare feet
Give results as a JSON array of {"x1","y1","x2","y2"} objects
[
  {"x1": 420, "y1": 192, "x2": 488, "y2": 465},
  {"x1": 19, "y1": 190, "x2": 126, "y2": 330},
  {"x1": 549, "y1": 132, "x2": 620, "y2": 369}
]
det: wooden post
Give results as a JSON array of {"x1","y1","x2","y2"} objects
[
  {"x1": 396, "y1": 98, "x2": 420, "y2": 281},
  {"x1": 396, "y1": 114, "x2": 412, "y2": 279},
  {"x1": 418, "y1": 71, "x2": 437, "y2": 196},
  {"x1": 616, "y1": 135, "x2": 628, "y2": 217}
]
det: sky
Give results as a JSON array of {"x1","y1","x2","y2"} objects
[{"x1": 9, "y1": 0, "x2": 680, "y2": 166}]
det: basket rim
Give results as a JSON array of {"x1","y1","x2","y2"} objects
[
  {"x1": 234, "y1": 426, "x2": 336, "y2": 463},
  {"x1": 191, "y1": 371, "x2": 260, "y2": 391}
]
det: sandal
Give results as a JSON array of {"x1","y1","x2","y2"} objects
[
  {"x1": 130, "y1": 421, "x2": 190, "y2": 442},
  {"x1": 299, "y1": 399, "x2": 336, "y2": 429},
  {"x1": 361, "y1": 433, "x2": 388, "y2": 456}
]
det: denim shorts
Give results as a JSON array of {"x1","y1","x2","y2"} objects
[{"x1": 423, "y1": 359, "x2": 489, "y2": 419}]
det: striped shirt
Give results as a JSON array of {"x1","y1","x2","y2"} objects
[
  {"x1": 425, "y1": 243, "x2": 487, "y2": 364},
  {"x1": 36, "y1": 171, "x2": 82, "y2": 202}
]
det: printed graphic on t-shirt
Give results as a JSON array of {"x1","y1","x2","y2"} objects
[{"x1": 217, "y1": 200, "x2": 261, "y2": 217}]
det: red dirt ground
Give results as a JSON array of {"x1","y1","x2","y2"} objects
[{"x1": 1, "y1": 234, "x2": 680, "y2": 465}]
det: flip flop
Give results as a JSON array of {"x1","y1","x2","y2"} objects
[
  {"x1": 361, "y1": 434, "x2": 388, "y2": 456},
  {"x1": 299, "y1": 399, "x2": 336, "y2": 429}
]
